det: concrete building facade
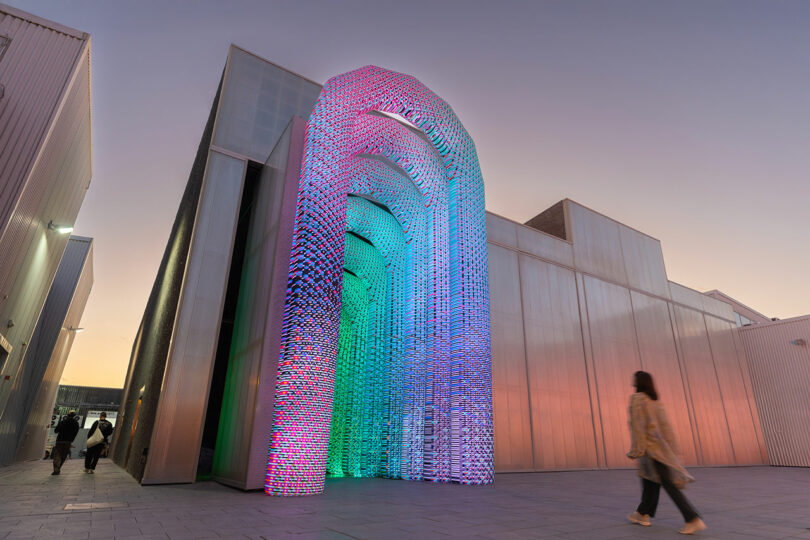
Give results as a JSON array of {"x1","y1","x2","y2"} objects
[{"x1": 0, "y1": 5, "x2": 93, "y2": 439}]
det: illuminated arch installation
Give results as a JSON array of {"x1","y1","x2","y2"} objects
[{"x1": 266, "y1": 66, "x2": 492, "y2": 496}]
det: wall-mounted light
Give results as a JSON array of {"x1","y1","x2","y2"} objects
[
  {"x1": 67, "y1": 326, "x2": 85, "y2": 333},
  {"x1": 790, "y1": 339, "x2": 806, "y2": 347},
  {"x1": 48, "y1": 220, "x2": 73, "y2": 234}
]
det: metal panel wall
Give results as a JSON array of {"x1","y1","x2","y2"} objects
[
  {"x1": 0, "y1": 237, "x2": 92, "y2": 464},
  {"x1": 488, "y1": 243, "x2": 533, "y2": 471},
  {"x1": 142, "y1": 151, "x2": 247, "y2": 484},
  {"x1": 739, "y1": 317, "x2": 810, "y2": 467},
  {"x1": 519, "y1": 255, "x2": 597, "y2": 469},
  {"x1": 630, "y1": 291, "x2": 698, "y2": 464},
  {"x1": 485, "y1": 212, "x2": 517, "y2": 249},
  {"x1": 619, "y1": 225, "x2": 670, "y2": 299},
  {"x1": 0, "y1": 5, "x2": 86, "y2": 232},
  {"x1": 212, "y1": 118, "x2": 304, "y2": 489},
  {"x1": 671, "y1": 306, "x2": 735, "y2": 465},
  {"x1": 0, "y1": 24, "x2": 91, "y2": 425},
  {"x1": 212, "y1": 46, "x2": 321, "y2": 163},
  {"x1": 729, "y1": 327, "x2": 768, "y2": 461},
  {"x1": 16, "y1": 238, "x2": 94, "y2": 462},
  {"x1": 568, "y1": 201, "x2": 628, "y2": 287},
  {"x1": 516, "y1": 224, "x2": 574, "y2": 268},
  {"x1": 704, "y1": 315, "x2": 764, "y2": 464},
  {"x1": 582, "y1": 275, "x2": 641, "y2": 467}
]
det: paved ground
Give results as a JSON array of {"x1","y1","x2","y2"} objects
[{"x1": 1, "y1": 460, "x2": 809, "y2": 539}]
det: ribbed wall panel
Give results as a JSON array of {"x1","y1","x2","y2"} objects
[
  {"x1": 0, "y1": 7, "x2": 85, "y2": 232},
  {"x1": 0, "y1": 49, "x2": 91, "y2": 417},
  {"x1": 11, "y1": 237, "x2": 93, "y2": 463},
  {"x1": 739, "y1": 317, "x2": 810, "y2": 467},
  {"x1": 0, "y1": 6, "x2": 91, "y2": 432}
]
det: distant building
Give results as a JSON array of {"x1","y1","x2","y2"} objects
[
  {"x1": 35, "y1": 384, "x2": 121, "y2": 460},
  {"x1": 0, "y1": 5, "x2": 94, "y2": 464},
  {"x1": 116, "y1": 45, "x2": 809, "y2": 496}
]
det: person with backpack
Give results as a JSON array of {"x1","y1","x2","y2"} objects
[
  {"x1": 52, "y1": 411, "x2": 80, "y2": 475},
  {"x1": 84, "y1": 412, "x2": 114, "y2": 474}
]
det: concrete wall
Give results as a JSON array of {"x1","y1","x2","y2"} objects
[
  {"x1": 739, "y1": 316, "x2": 810, "y2": 467},
  {"x1": 0, "y1": 5, "x2": 92, "y2": 437},
  {"x1": 487, "y1": 200, "x2": 767, "y2": 472}
]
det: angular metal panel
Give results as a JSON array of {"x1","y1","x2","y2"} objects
[
  {"x1": 729, "y1": 326, "x2": 768, "y2": 462},
  {"x1": 704, "y1": 315, "x2": 763, "y2": 464},
  {"x1": 619, "y1": 225, "x2": 670, "y2": 299},
  {"x1": 669, "y1": 282, "x2": 707, "y2": 313},
  {"x1": 212, "y1": 46, "x2": 321, "y2": 163},
  {"x1": 15, "y1": 237, "x2": 93, "y2": 463},
  {"x1": 0, "y1": 7, "x2": 86, "y2": 232},
  {"x1": 488, "y1": 243, "x2": 533, "y2": 471},
  {"x1": 701, "y1": 295, "x2": 735, "y2": 323},
  {"x1": 212, "y1": 118, "x2": 305, "y2": 490},
  {"x1": 516, "y1": 224, "x2": 574, "y2": 268},
  {"x1": 142, "y1": 151, "x2": 247, "y2": 484},
  {"x1": 0, "y1": 33, "x2": 92, "y2": 426},
  {"x1": 672, "y1": 306, "x2": 735, "y2": 465},
  {"x1": 630, "y1": 291, "x2": 698, "y2": 465},
  {"x1": 519, "y1": 255, "x2": 597, "y2": 469},
  {"x1": 485, "y1": 211, "x2": 517, "y2": 248},
  {"x1": 582, "y1": 275, "x2": 641, "y2": 468},
  {"x1": 568, "y1": 202, "x2": 628, "y2": 287}
]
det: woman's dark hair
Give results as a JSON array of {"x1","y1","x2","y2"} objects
[{"x1": 634, "y1": 371, "x2": 658, "y2": 401}]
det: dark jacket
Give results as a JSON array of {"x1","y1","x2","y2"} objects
[
  {"x1": 54, "y1": 417, "x2": 80, "y2": 442},
  {"x1": 88, "y1": 419, "x2": 113, "y2": 443}
]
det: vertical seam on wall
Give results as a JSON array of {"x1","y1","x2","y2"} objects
[
  {"x1": 627, "y1": 291, "x2": 644, "y2": 369},
  {"x1": 730, "y1": 327, "x2": 767, "y2": 463},
  {"x1": 579, "y1": 274, "x2": 606, "y2": 469},
  {"x1": 702, "y1": 313, "x2": 738, "y2": 465},
  {"x1": 515, "y1": 252, "x2": 537, "y2": 471},
  {"x1": 668, "y1": 303, "x2": 703, "y2": 466}
]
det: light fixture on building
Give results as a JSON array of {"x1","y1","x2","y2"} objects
[
  {"x1": 790, "y1": 339, "x2": 806, "y2": 347},
  {"x1": 47, "y1": 220, "x2": 73, "y2": 234},
  {"x1": 67, "y1": 326, "x2": 85, "y2": 333}
]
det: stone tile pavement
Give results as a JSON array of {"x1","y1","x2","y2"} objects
[{"x1": 1, "y1": 459, "x2": 809, "y2": 539}]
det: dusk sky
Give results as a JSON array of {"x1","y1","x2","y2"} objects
[{"x1": 12, "y1": 1, "x2": 810, "y2": 388}]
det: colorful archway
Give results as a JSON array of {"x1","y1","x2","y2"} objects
[{"x1": 266, "y1": 66, "x2": 492, "y2": 496}]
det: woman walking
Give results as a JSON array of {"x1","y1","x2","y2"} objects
[{"x1": 626, "y1": 371, "x2": 707, "y2": 535}]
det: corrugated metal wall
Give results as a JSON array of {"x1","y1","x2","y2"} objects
[
  {"x1": 487, "y1": 201, "x2": 766, "y2": 472},
  {"x1": 12, "y1": 237, "x2": 94, "y2": 463},
  {"x1": 0, "y1": 6, "x2": 92, "y2": 425},
  {"x1": 739, "y1": 317, "x2": 810, "y2": 467}
]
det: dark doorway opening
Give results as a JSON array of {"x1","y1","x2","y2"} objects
[{"x1": 197, "y1": 161, "x2": 262, "y2": 479}]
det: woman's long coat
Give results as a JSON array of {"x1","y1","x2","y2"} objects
[{"x1": 627, "y1": 392, "x2": 694, "y2": 487}]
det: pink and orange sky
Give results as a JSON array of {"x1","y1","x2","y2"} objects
[{"x1": 12, "y1": 0, "x2": 809, "y2": 388}]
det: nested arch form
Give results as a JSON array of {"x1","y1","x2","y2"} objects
[{"x1": 266, "y1": 66, "x2": 491, "y2": 496}]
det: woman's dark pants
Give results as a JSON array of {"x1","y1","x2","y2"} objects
[
  {"x1": 637, "y1": 459, "x2": 699, "y2": 522},
  {"x1": 85, "y1": 443, "x2": 103, "y2": 470}
]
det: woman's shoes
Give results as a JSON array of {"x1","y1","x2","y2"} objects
[
  {"x1": 628, "y1": 511, "x2": 651, "y2": 526},
  {"x1": 679, "y1": 518, "x2": 707, "y2": 535}
]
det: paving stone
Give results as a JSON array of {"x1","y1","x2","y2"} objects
[{"x1": 1, "y1": 460, "x2": 810, "y2": 539}]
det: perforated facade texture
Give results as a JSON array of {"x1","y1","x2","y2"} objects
[{"x1": 265, "y1": 67, "x2": 492, "y2": 496}]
